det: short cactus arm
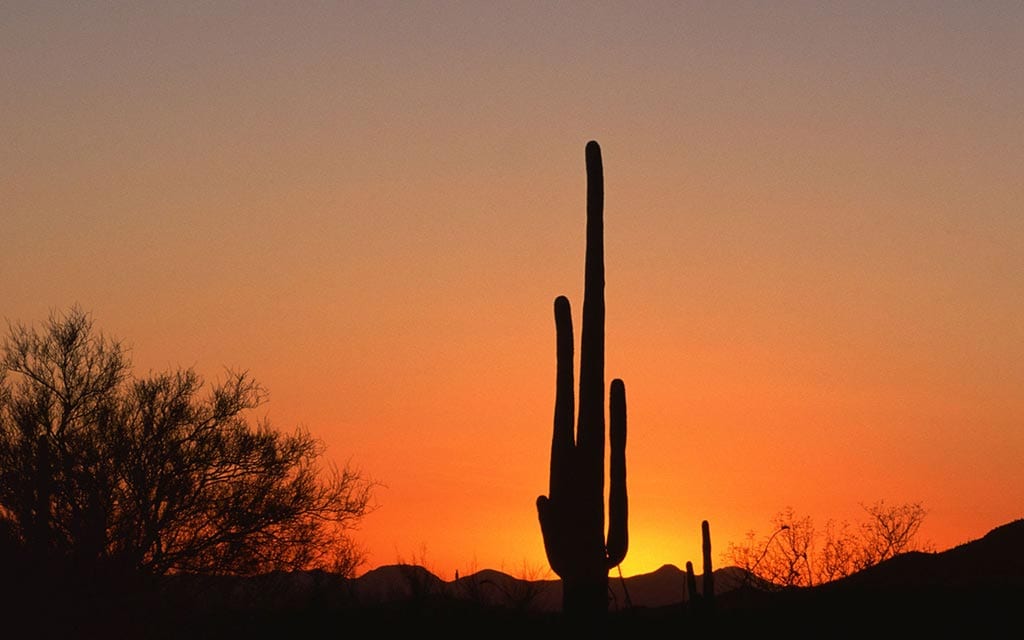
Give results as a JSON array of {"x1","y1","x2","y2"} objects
[{"x1": 606, "y1": 378, "x2": 628, "y2": 567}]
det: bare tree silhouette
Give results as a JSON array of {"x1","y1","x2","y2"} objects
[
  {"x1": 727, "y1": 502, "x2": 929, "y2": 588},
  {"x1": 0, "y1": 306, "x2": 377, "y2": 594}
]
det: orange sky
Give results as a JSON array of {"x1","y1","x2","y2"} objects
[{"x1": 3, "y1": 3, "x2": 1023, "y2": 579}]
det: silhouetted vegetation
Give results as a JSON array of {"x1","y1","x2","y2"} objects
[
  {"x1": 726, "y1": 501, "x2": 930, "y2": 588},
  {"x1": 0, "y1": 306, "x2": 376, "y2": 633},
  {"x1": 536, "y1": 140, "x2": 629, "y2": 622}
]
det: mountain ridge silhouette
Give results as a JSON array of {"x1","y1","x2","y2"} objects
[
  {"x1": 150, "y1": 518, "x2": 1024, "y2": 611},
  {"x1": 352, "y1": 518, "x2": 1024, "y2": 605}
]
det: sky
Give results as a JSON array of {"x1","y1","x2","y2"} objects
[{"x1": 3, "y1": 2, "x2": 1023, "y2": 580}]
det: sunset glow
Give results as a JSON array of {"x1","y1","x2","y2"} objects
[{"x1": 4, "y1": 3, "x2": 1022, "y2": 581}]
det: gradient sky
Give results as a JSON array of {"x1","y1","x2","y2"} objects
[{"x1": 4, "y1": 2, "x2": 1023, "y2": 579}]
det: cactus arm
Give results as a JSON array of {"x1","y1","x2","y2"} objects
[
  {"x1": 550, "y1": 295, "x2": 575, "y2": 499},
  {"x1": 606, "y1": 378, "x2": 628, "y2": 567},
  {"x1": 536, "y1": 295, "x2": 577, "y2": 579}
]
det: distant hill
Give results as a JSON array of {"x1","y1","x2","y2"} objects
[
  {"x1": 351, "y1": 562, "x2": 748, "y2": 612},
  {"x1": 342, "y1": 519, "x2": 1024, "y2": 633},
  {"x1": 712, "y1": 518, "x2": 1024, "y2": 633},
  {"x1": 297, "y1": 519, "x2": 1024, "y2": 616},
  {"x1": 829, "y1": 517, "x2": 1024, "y2": 590}
]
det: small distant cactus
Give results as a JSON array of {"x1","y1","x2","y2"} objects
[
  {"x1": 536, "y1": 140, "x2": 628, "y2": 619},
  {"x1": 685, "y1": 561, "x2": 698, "y2": 608},
  {"x1": 683, "y1": 521, "x2": 716, "y2": 616},
  {"x1": 702, "y1": 520, "x2": 716, "y2": 613}
]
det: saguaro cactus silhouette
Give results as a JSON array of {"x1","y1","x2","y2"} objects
[
  {"x1": 701, "y1": 519, "x2": 716, "y2": 613},
  {"x1": 536, "y1": 140, "x2": 628, "y2": 618}
]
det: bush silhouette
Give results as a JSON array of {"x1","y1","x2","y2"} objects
[{"x1": 0, "y1": 306, "x2": 377, "y2": 593}]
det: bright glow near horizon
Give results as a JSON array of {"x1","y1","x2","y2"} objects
[{"x1": 3, "y1": 3, "x2": 1023, "y2": 579}]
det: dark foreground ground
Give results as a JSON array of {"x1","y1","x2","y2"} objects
[
  {"x1": 7, "y1": 519, "x2": 1023, "y2": 637},
  {"x1": 7, "y1": 582, "x2": 1021, "y2": 639}
]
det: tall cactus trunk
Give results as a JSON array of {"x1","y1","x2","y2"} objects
[{"x1": 537, "y1": 140, "x2": 628, "y2": 621}]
